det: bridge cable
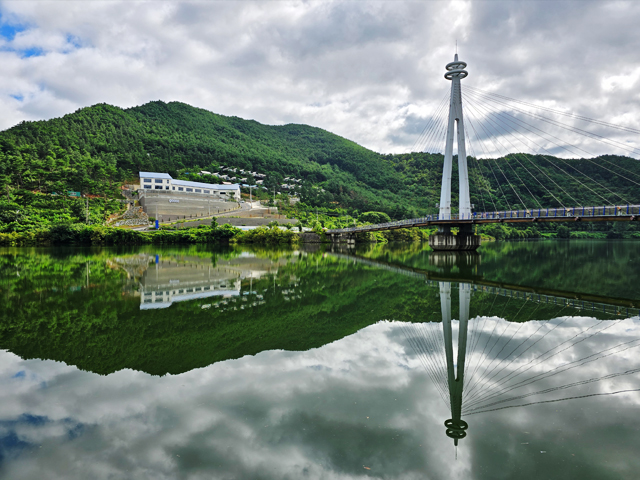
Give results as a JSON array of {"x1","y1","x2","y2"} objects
[
  {"x1": 463, "y1": 97, "x2": 574, "y2": 208},
  {"x1": 466, "y1": 388, "x2": 640, "y2": 416},
  {"x1": 426, "y1": 99, "x2": 452, "y2": 154},
  {"x1": 401, "y1": 324, "x2": 450, "y2": 405},
  {"x1": 463, "y1": 297, "x2": 518, "y2": 397},
  {"x1": 415, "y1": 321, "x2": 454, "y2": 404},
  {"x1": 464, "y1": 313, "x2": 607, "y2": 408},
  {"x1": 463, "y1": 95, "x2": 591, "y2": 206},
  {"x1": 463, "y1": 297, "x2": 571, "y2": 401},
  {"x1": 465, "y1": 88, "x2": 640, "y2": 186},
  {"x1": 410, "y1": 319, "x2": 452, "y2": 399},
  {"x1": 464, "y1": 90, "x2": 634, "y2": 203},
  {"x1": 464, "y1": 93, "x2": 624, "y2": 206},
  {"x1": 465, "y1": 295, "x2": 516, "y2": 390},
  {"x1": 462, "y1": 299, "x2": 536, "y2": 401},
  {"x1": 464, "y1": 113, "x2": 520, "y2": 210},
  {"x1": 465, "y1": 362, "x2": 640, "y2": 415},
  {"x1": 463, "y1": 303, "x2": 550, "y2": 403},
  {"x1": 464, "y1": 102, "x2": 542, "y2": 209},
  {"x1": 465, "y1": 133, "x2": 492, "y2": 213},
  {"x1": 414, "y1": 92, "x2": 450, "y2": 154},
  {"x1": 464, "y1": 316, "x2": 630, "y2": 410},
  {"x1": 463, "y1": 292, "x2": 498, "y2": 390},
  {"x1": 463, "y1": 292, "x2": 503, "y2": 391},
  {"x1": 415, "y1": 321, "x2": 450, "y2": 395},
  {"x1": 464, "y1": 302, "x2": 544, "y2": 402},
  {"x1": 410, "y1": 90, "x2": 450, "y2": 153},
  {"x1": 464, "y1": 118, "x2": 513, "y2": 211},
  {"x1": 466, "y1": 86, "x2": 640, "y2": 135},
  {"x1": 466, "y1": 86, "x2": 640, "y2": 157}
]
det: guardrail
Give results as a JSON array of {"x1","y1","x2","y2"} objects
[{"x1": 326, "y1": 204, "x2": 640, "y2": 234}]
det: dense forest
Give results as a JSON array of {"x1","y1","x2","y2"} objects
[{"x1": 1, "y1": 100, "x2": 639, "y2": 233}]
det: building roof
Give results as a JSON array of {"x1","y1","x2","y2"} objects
[
  {"x1": 172, "y1": 179, "x2": 239, "y2": 190},
  {"x1": 139, "y1": 171, "x2": 172, "y2": 179}
]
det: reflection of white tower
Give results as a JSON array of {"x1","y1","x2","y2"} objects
[
  {"x1": 439, "y1": 54, "x2": 471, "y2": 221},
  {"x1": 440, "y1": 282, "x2": 470, "y2": 445}
]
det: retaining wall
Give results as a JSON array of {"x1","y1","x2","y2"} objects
[{"x1": 140, "y1": 192, "x2": 236, "y2": 219}]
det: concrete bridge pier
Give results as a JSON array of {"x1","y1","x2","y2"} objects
[
  {"x1": 330, "y1": 233, "x2": 356, "y2": 245},
  {"x1": 429, "y1": 225, "x2": 481, "y2": 251}
]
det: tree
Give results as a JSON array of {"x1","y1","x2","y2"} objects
[
  {"x1": 359, "y1": 211, "x2": 391, "y2": 224},
  {"x1": 557, "y1": 225, "x2": 570, "y2": 238}
]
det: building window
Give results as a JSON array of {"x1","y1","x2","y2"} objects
[
  {"x1": 155, "y1": 179, "x2": 163, "y2": 183},
  {"x1": 144, "y1": 185, "x2": 151, "y2": 189},
  {"x1": 195, "y1": 189, "x2": 201, "y2": 193},
  {"x1": 178, "y1": 187, "x2": 184, "y2": 191},
  {"x1": 172, "y1": 187, "x2": 175, "y2": 190},
  {"x1": 204, "y1": 190, "x2": 209, "y2": 194},
  {"x1": 165, "y1": 186, "x2": 169, "y2": 190},
  {"x1": 144, "y1": 179, "x2": 152, "y2": 183},
  {"x1": 221, "y1": 192, "x2": 226, "y2": 195},
  {"x1": 186, "y1": 188, "x2": 193, "y2": 192},
  {"x1": 155, "y1": 186, "x2": 163, "y2": 189}
]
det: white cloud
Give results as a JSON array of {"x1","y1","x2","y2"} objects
[{"x1": 0, "y1": 0, "x2": 639, "y2": 157}]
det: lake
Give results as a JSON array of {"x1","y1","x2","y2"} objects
[{"x1": 0, "y1": 240, "x2": 639, "y2": 479}]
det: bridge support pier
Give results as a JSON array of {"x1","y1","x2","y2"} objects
[
  {"x1": 330, "y1": 233, "x2": 356, "y2": 245},
  {"x1": 429, "y1": 225, "x2": 480, "y2": 251}
]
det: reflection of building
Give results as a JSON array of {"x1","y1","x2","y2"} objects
[{"x1": 113, "y1": 252, "x2": 297, "y2": 310}]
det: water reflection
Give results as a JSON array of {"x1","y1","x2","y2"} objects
[
  {"x1": 394, "y1": 251, "x2": 640, "y2": 456},
  {"x1": 110, "y1": 252, "x2": 293, "y2": 309},
  {"x1": 0, "y1": 243, "x2": 639, "y2": 478}
]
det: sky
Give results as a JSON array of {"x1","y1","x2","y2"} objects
[{"x1": 0, "y1": 0, "x2": 639, "y2": 156}]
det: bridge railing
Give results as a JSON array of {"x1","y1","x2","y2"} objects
[{"x1": 325, "y1": 204, "x2": 640, "y2": 234}]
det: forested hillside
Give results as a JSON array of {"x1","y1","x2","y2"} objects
[{"x1": 1, "y1": 100, "x2": 639, "y2": 233}]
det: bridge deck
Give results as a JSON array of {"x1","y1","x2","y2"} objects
[{"x1": 326, "y1": 204, "x2": 640, "y2": 234}]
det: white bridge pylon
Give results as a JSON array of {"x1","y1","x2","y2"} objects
[{"x1": 439, "y1": 54, "x2": 472, "y2": 221}]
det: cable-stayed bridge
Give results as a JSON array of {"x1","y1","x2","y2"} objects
[{"x1": 327, "y1": 54, "x2": 640, "y2": 249}]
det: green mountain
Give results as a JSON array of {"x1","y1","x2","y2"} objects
[{"x1": 0, "y1": 100, "x2": 639, "y2": 233}]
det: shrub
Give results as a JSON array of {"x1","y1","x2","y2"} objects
[{"x1": 359, "y1": 211, "x2": 391, "y2": 224}]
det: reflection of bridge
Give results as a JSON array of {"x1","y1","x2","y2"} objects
[
  {"x1": 330, "y1": 252, "x2": 640, "y2": 315},
  {"x1": 328, "y1": 53, "x2": 640, "y2": 249},
  {"x1": 396, "y1": 254, "x2": 640, "y2": 449}
]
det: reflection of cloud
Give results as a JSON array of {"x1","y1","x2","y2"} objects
[{"x1": 0, "y1": 317, "x2": 639, "y2": 479}]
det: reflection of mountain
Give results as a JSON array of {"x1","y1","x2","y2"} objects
[{"x1": 0, "y1": 245, "x2": 638, "y2": 377}]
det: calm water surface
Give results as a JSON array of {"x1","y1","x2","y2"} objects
[{"x1": 0, "y1": 240, "x2": 639, "y2": 479}]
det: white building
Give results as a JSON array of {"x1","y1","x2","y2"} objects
[{"x1": 138, "y1": 172, "x2": 240, "y2": 200}]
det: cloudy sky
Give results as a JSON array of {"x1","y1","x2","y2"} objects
[{"x1": 0, "y1": 0, "x2": 639, "y2": 156}]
